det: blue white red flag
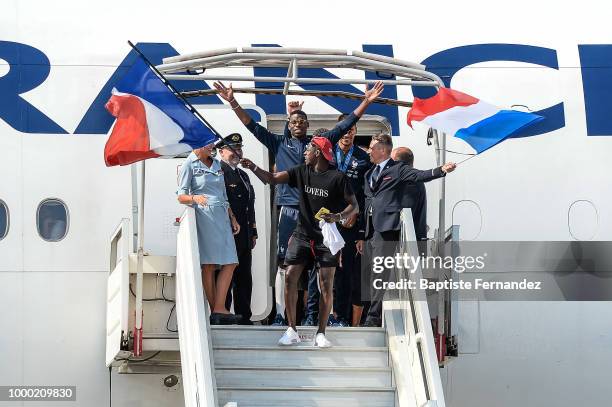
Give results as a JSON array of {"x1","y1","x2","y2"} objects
[
  {"x1": 407, "y1": 88, "x2": 544, "y2": 154},
  {"x1": 104, "y1": 55, "x2": 217, "y2": 166}
]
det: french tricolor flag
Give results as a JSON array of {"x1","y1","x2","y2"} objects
[
  {"x1": 407, "y1": 88, "x2": 544, "y2": 154},
  {"x1": 104, "y1": 56, "x2": 217, "y2": 166}
]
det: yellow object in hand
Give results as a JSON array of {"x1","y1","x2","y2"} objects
[{"x1": 314, "y1": 207, "x2": 331, "y2": 221}]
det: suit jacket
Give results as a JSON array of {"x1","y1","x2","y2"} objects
[
  {"x1": 398, "y1": 181, "x2": 427, "y2": 241},
  {"x1": 221, "y1": 161, "x2": 257, "y2": 252},
  {"x1": 362, "y1": 159, "x2": 445, "y2": 237}
]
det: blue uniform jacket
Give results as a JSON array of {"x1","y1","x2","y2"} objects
[{"x1": 245, "y1": 113, "x2": 359, "y2": 206}]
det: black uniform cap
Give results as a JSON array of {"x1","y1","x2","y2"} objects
[{"x1": 216, "y1": 133, "x2": 243, "y2": 149}]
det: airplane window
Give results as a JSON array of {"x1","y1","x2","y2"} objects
[
  {"x1": 0, "y1": 200, "x2": 8, "y2": 240},
  {"x1": 37, "y1": 199, "x2": 69, "y2": 242}
]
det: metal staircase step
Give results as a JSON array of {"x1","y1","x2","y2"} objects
[
  {"x1": 215, "y1": 366, "x2": 392, "y2": 388},
  {"x1": 217, "y1": 386, "x2": 396, "y2": 407},
  {"x1": 211, "y1": 326, "x2": 386, "y2": 347},
  {"x1": 213, "y1": 345, "x2": 390, "y2": 368}
]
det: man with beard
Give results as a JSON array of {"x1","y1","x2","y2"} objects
[{"x1": 217, "y1": 133, "x2": 258, "y2": 324}]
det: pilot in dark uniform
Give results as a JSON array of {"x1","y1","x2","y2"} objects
[{"x1": 217, "y1": 133, "x2": 258, "y2": 325}]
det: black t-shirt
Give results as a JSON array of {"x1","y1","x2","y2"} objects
[{"x1": 287, "y1": 165, "x2": 354, "y2": 241}]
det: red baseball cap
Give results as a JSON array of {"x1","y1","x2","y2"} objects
[{"x1": 310, "y1": 137, "x2": 334, "y2": 162}]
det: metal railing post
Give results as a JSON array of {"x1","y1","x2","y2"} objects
[{"x1": 133, "y1": 161, "x2": 146, "y2": 356}]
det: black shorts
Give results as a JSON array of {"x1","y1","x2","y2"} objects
[
  {"x1": 285, "y1": 233, "x2": 339, "y2": 268},
  {"x1": 277, "y1": 205, "x2": 299, "y2": 263}
]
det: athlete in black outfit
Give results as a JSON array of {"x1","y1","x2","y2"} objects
[{"x1": 241, "y1": 137, "x2": 358, "y2": 347}]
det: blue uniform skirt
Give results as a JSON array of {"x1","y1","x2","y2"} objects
[{"x1": 194, "y1": 203, "x2": 238, "y2": 265}]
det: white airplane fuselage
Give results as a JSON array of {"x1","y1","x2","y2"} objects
[{"x1": 1, "y1": 1, "x2": 611, "y2": 406}]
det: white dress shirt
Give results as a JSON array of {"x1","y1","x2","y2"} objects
[{"x1": 370, "y1": 157, "x2": 391, "y2": 188}]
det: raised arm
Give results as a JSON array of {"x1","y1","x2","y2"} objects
[
  {"x1": 399, "y1": 162, "x2": 457, "y2": 183},
  {"x1": 284, "y1": 101, "x2": 304, "y2": 137},
  {"x1": 240, "y1": 158, "x2": 290, "y2": 185},
  {"x1": 323, "y1": 81, "x2": 385, "y2": 145},
  {"x1": 214, "y1": 81, "x2": 252, "y2": 126},
  {"x1": 215, "y1": 81, "x2": 283, "y2": 154},
  {"x1": 354, "y1": 81, "x2": 385, "y2": 118}
]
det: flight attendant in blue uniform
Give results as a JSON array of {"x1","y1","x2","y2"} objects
[{"x1": 177, "y1": 143, "x2": 241, "y2": 325}]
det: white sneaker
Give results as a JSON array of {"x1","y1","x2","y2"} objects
[
  {"x1": 278, "y1": 327, "x2": 301, "y2": 346},
  {"x1": 314, "y1": 333, "x2": 332, "y2": 348}
]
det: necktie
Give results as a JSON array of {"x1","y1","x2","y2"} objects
[
  {"x1": 370, "y1": 164, "x2": 381, "y2": 189},
  {"x1": 236, "y1": 168, "x2": 248, "y2": 191}
]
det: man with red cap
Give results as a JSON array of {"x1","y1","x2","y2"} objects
[{"x1": 241, "y1": 137, "x2": 358, "y2": 348}]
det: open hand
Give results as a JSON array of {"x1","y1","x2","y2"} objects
[
  {"x1": 364, "y1": 81, "x2": 384, "y2": 103},
  {"x1": 287, "y1": 100, "x2": 304, "y2": 115},
  {"x1": 213, "y1": 81, "x2": 234, "y2": 102},
  {"x1": 193, "y1": 195, "x2": 208, "y2": 206}
]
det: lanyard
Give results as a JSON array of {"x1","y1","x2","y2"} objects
[{"x1": 334, "y1": 145, "x2": 354, "y2": 173}]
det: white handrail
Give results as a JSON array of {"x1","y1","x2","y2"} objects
[
  {"x1": 106, "y1": 218, "x2": 131, "y2": 366},
  {"x1": 384, "y1": 209, "x2": 446, "y2": 407},
  {"x1": 175, "y1": 208, "x2": 218, "y2": 407}
]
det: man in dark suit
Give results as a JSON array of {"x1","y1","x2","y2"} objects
[
  {"x1": 358, "y1": 134, "x2": 456, "y2": 326},
  {"x1": 217, "y1": 133, "x2": 258, "y2": 324},
  {"x1": 391, "y1": 147, "x2": 428, "y2": 242}
]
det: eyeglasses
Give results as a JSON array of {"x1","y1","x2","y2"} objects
[{"x1": 289, "y1": 119, "x2": 307, "y2": 125}]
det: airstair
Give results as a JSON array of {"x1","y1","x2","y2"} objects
[
  {"x1": 213, "y1": 325, "x2": 393, "y2": 406},
  {"x1": 105, "y1": 46, "x2": 452, "y2": 406},
  {"x1": 106, "y1": 207, "x2": 448, "y2": 406}
]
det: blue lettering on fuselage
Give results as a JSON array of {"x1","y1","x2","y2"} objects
[
  {"x1": 0, "y1": 41, "x2": 610, "y2": 136},
  {"x1": 74, "y1": 43, "x2": 223, "y2": 134},
  {"x1": 578, "y1": 45, "x2": 612, "y2": 136},
  {"x1": 0, "y1": 41, "x2": 67, "y2": 133}
]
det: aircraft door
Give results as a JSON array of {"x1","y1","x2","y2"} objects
[{"x1": 142, "y1": 105, "x2": 272, "y2": 321}]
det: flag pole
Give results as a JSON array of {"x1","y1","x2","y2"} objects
[
  {"x1": 133, "y1": 160, "x2": 146, "y2": 356},
  {"x1": 457, "y1": 154, "x2": 478, "y2": 165},
  {"x1": 127, "y1": 41, "x2": 242, "y2": 157},
  {"x1": 127, "y1": 41, "x2": 223, "y2": 139}
]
